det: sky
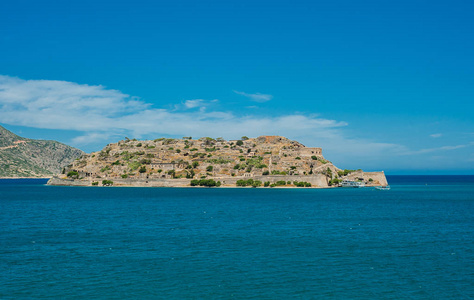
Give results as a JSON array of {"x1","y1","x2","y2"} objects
[{"x1": 0, "y1": 0, "x2": 473, "y2": 174}]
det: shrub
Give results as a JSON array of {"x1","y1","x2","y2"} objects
[
  {"x1": 102, "y1": 180, "x2": 114, "y2": 186},
  {"x1": 140, "y1": 158, "x2": 151, "y2": 164},
  {"x1": 192, "y1": 161, "x2": 199, "y2": 168},
  {"x1": 293, "y1": 181, "x2": 312, "y2": 187},
  {"x1": 206, "y1": 166, "x2": 213, "y2": 172},
  {"x1": 100, "y1": 166, "x2": 111, "y2": 172},
  {"x1": 295, "y1": 157, "x2": 301, "y2": 160},
  {"x1": 241, "y1": 136, "x2": 249, "y2": 140},
  {"x1": 252, "y1": 180, "x2": 262, "y2": 188},
  {"x1": 190, "y1": 179, "x2": 220, "y2": 187},
  {"x1": 369, "y1": 178, "x2": 373, "y2": 182},
  {"x1": 311, "y1": 156, "x2": 318, "y2": 160},
  {"x1": 67, "y1": 171, "x2": 79, "y2": 178},
  {"x1": 121, "y1": 174, "x2": 128, "y2": 178},
  {"x1": 262, "y1": 170, "x2": 269, "y2": 175},
  {"x1": 207, "y1": 158, "x2": 232, "y2": 164},
  {"x1": 236, "y1": 140, "x2": 244, "y2": 146},
  {"x1": 319, "y1": 158, "x2": 329, "y2": 164},
  {"x1": 236, "y1": 179, "x2": 256, "y2": 187},
  {"x1": 136, "y1": 143, "x2": 142, "y2": 147},
  {"x1": 264, "y1": 181, "x2": 270, "y2": 187},
  {"x1": 326, "y1": 167, "x2": 333, "y2": 178},
  {"x1": 91, "y1": 181, "x2": 99, "y2": 186},
  {"x1": 271, "y1": 170, "x2": 286, "y2": 175},
  {"x1": 139, "y1": 166, "x2": 146, "y2": 173},
  {"x1": 112, "y1": 160, "x2": 121, "y2": 165},
  {"x1": 128, "y1": 161, "x2": 141, "y2": 171}
]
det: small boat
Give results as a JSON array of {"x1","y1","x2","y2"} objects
[
  {"x1": 375, "y1": 185, "x2": 390, "y2": 190},
  {"x1": 340, "y1": 180, "x2": 365, "y2": 188}
]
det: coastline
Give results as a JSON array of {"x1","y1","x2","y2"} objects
[{"x1": 47, "y1": 172, "x2": 387, "y2": 188}]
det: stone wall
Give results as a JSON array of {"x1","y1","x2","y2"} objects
[
  {"x1": 344, "y1": 171, "x2": 388, "y2": 186},
  {"x1": 48, "y1": 171, "x2": 388, "y2": 188}
]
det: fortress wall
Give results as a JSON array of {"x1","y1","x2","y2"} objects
[
  {"x1": 47, "y1": 177, "x2": 90, "y2": 186},
  {"x1": 363, "y1": 171, "x2": 388, "y2": 186},
  {"x1": 298, "y1": 147, "x2": 322, "y2": 156},
  {"x1": 49, "y1": 174, "x2": 330, "y2": 187},
  {"x1": 345, "y1": 171, "x2": 388, "y2": 186}
]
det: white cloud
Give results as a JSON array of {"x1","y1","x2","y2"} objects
[
  {"x1": 0, "y1": 76, "x2": 345, "y2": 143},
  {"x1": 233, "y1": 90, "x2": 273, "y2": 102},
  {"x1": 6, "y1": 75, "x2": 469, "y2": 171},
  {"x1": 184, "y1": 99, "x2": 204, "y2": 109},
  {"x1": 430, "y1": 133, "x2": 442, "y2": 138}
]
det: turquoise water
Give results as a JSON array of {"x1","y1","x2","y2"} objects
[{"x1": 1, "y1": 176, "x2": 473, "y2": 299}]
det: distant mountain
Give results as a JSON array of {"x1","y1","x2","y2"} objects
[{"x1": 0, "y1": 125, "x2": 84, "y2": 177}]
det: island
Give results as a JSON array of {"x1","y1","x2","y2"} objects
[{"x1": 47, "y1": 136, "x2": 388, "y2": 188}]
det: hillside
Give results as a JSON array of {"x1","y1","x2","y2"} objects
[
  {"x1": 52, "y1": 136, "x2": 387, "y2": 187},
  {"x1": 0, "y1": 125, "x2": 84, "y2": 177}
]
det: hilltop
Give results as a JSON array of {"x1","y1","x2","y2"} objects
[
  {"x1": 0, "y1": 125, "x2": 84, "y2": 177},
  {"x1": 49, "y1": 136, "x2": 387, "y2": 188}
]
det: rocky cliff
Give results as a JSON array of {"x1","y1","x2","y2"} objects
[
  {"x1": 50, "y1": 136, "x2": 387, "y2": 187},
  {"x1": 0, "y1": 125, "x2": 84, "y2": 177}
]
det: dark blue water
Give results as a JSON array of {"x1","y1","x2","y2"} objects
[{"x1": 1, "y1": 176, "x2": 473, "y2": 299}]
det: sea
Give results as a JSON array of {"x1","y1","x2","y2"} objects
[{"x1": 1, "y1": 175, "x2": 473, "y2": 299}]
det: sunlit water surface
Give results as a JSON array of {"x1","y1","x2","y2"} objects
[{"x1": 1, "y1": 176, "x2": 473, "y2": 299}]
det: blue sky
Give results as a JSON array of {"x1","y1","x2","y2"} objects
[{"x1": 1, "y1": 0, "x2": 473, "y2": 174}]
